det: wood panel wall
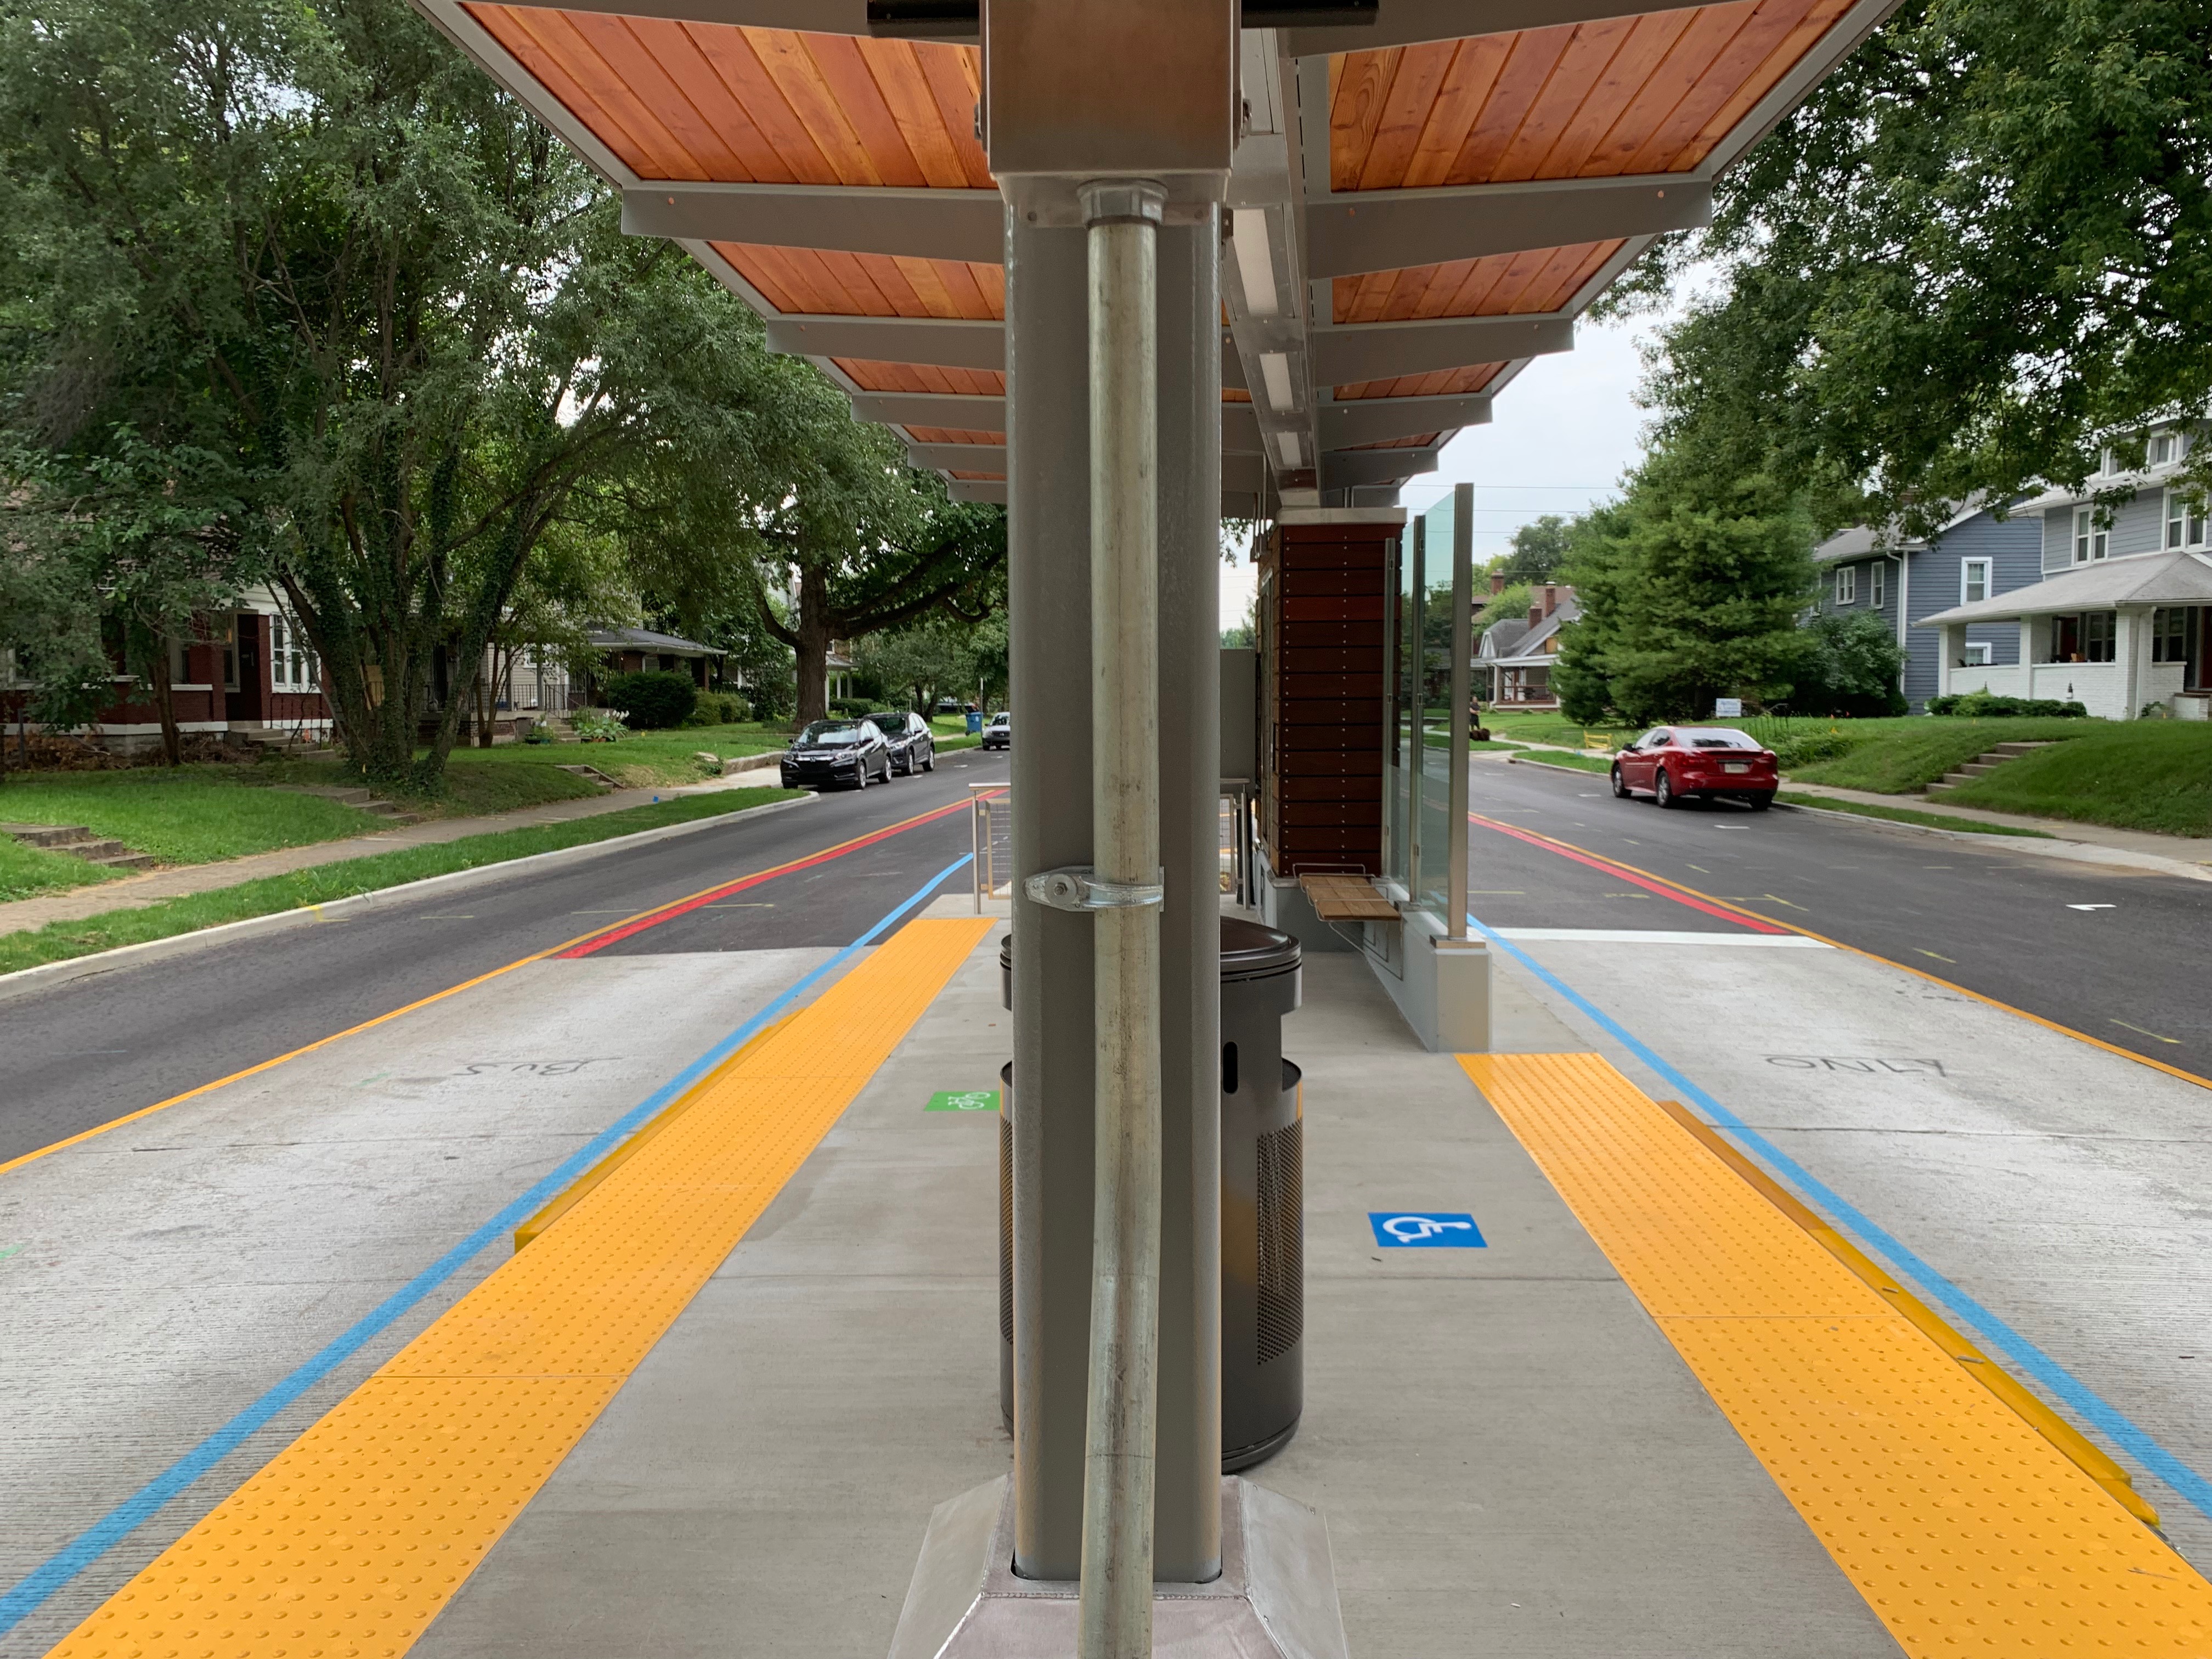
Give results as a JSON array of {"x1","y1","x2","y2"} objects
[{"x1": 1258, "y1": 523, "x2": 1392, "y2": 879}]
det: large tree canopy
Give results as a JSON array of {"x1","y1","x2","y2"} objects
[{"x1": 1623, "y1": 0, "x2": 2212, "y2": 536}]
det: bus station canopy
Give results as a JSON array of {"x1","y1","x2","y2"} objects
[{"x1": 415, "y1": 0, "x2": 1891, "y2": 512}]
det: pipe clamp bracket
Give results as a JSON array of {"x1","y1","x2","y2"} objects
[{"x1": 1024, "y1": 867, "x2": 1164, "y2": 913}]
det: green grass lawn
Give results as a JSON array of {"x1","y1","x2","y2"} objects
[
  {"x1": 0, "y1": 788, "x2": 803, "y2": 974},
  {"x1": 1509, "y1": 750, "x2": 1613, "y2": 775},
  {"x1": 441, "y1": 721, "x2": 789, "y2": 790},
  {"x1": 0, "y1": 772, "x2": 381, "y2": 864},
  {"x1": 1780, "y1": 718, "x2": 2097, "y2": 794},
  {"x1": 0, "y1": 836, "x2": 123, "y2": 902},
  {"x1": 1938, "y1": 724, "x2": 2212, "y2": 837},
  {"x1": 1775, "y1": 792, "x2": 2052, "y2": 838}
]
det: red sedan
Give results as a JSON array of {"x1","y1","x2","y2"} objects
[{"x1": 1611, "y1": 726, "x2": 1779, "y2": 810}]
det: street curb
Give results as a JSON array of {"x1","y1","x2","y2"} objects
[{"x1": 0, "y1": 791, "x2": 817, "y2": 1004}]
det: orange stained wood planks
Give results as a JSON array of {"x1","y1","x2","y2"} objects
[
  {"x1": 1329, "y1": 0, "x2": 1855, "y2": 189},
  {"x1": 829, "y1": 359, "x2": 1006, "y2": 397},
  {"x1": 1332, "y1": 239, "x2": 1620, "y2": 324},
  {"x1": 710, "y1": 240, "x2": 1004, "y2": 319},
  {"x1": 1331, "y1": 362, "x2": 1506, "y2": 402},
  {"x1": 465, "y1": 9, "x2": 988, "y2": 188}
]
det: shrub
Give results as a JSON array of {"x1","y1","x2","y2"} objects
[
  {"x1": 1926, "y1": 692, "x2": 2089, "y2": 718},
  {"x1": 1769, "y1": 729, "x2": 1863, "y2": 769},
  {"x1": 571, "y1": 708, "x2": 628, "y2": 743},
  {"x1": 829, "y1": 696, "x2": 875, "y2": 717},
  {"x1": 680, "y1": 692, "x2": 751, "y2": 727},
  {"x1": 1783, "y1": 611, "x2": 1908, "y2": 718},
  {"x1": 600, "y1": 669, "x2": 698, "y2": 730}
]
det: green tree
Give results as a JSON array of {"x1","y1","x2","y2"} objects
[
  {"x1": 1500, "y1": 516, "x2": 1574, "y2": 583},
  {"x1": 0, "y1": 0, "x2": 821, "y2": 791},
  {"x1": 0, "y1": 466, "x2": 109, "y2": 778},
  {"x1": 1555, "y1": 471, "x2": 1816, "y2": 724},
  {"x1": 1622, "y1": 0, "x2": 2212, "y2": 536},
  {"x1": 851, "y1": 614, "x2": 980, "y2": 715}
]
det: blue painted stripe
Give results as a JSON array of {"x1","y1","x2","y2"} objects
[
  {"x1": 0, "y1": 853, "x2": 972, "y2": 1639},
  {"x1": 1466, "y1": 911, "x2": 2212, "y2": 1523}
]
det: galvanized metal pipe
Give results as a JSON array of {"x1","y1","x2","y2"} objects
[{"x1": 1076, "y1": 176, "x2": 1165, "y2": 1659}]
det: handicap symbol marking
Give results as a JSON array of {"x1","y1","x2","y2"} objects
[
  {"x1": 926, "y1": 1091, "x2": 1001, "y2": 1113},
  {"x1": 1369, "y1": 1212, "x2": 1486, "y2": 1249}
]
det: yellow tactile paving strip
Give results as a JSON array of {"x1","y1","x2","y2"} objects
[
  {"x1": 1462, "y1": 1051, "x2": 2212, "y2": 1657},
  {"x1": 53, "y1": 916, "x2": 992, "y2": 1659}
]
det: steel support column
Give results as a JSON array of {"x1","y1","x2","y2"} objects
[{"x1": 1006, "y1": 210, "x2": 1221, "y2": 1589}]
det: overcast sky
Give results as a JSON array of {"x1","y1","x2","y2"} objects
[{"x1": 1221, "y1": 307, "x2": 1672, "y2": 628}]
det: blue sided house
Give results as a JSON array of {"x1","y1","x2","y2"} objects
[{"x1": 1812, "y1": 503, "x2": 2044, "y2": 713}]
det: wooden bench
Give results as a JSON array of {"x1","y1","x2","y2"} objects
[{"x1": 1299, "y1": 872, "x2": 1399, "y2": 922}]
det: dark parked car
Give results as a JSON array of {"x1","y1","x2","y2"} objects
[
  {"x1": 781, "y1": 718, "x2": 892, "y2": 791},
  {"x1": 863, "y1": 710, "x2": 936, "y2": 775},
  {"x1": 981, "y1": 711, "x2": 1011, "y2": 751},
  {"x1": 1611, "y1": 726, "x2": 1778, "y2": 810}
]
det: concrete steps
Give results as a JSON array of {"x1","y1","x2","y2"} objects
[
  {"x1": 1926, "y1": 740, "x2": 2055, "y2": 795},
  {"x1": 557, "y1": 763, "x2": 620, "y2": 789},
  {"x1": 0, "y1": 823, "x2": 158, "y2": 871},
  {"x1": 268, "y1": 784, "x2": 422, "y2": 827}
]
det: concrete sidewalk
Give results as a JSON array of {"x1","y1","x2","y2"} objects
[
  {"x1": 0, "y1": 764, "x2": 785, "y2": 937},
  {"x1": 410, "y1": 899, "x2": 1899, "y2": 1658}
]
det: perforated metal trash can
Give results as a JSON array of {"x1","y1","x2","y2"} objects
[
  {"x1": 996, "y1": 922, "x2": 1305, "y2": 1470},
  {"x1": 1218, "y1": 918, "x2": 1304, "y2": 1469}
]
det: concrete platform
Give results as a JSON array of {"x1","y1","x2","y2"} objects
[{"x1": 407, "y1": 902, "x2": 1899, "y2": 1657}]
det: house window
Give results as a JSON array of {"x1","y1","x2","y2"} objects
[
  {"x1": 1963, "y1": 641, "x2": 1993, "y2": 666},
  {"x1": 1870, "y1": 561, "x2": 1886, "y2": 609},
  {"x1": 1834, "y1": 565, "x2": 1857, "y2": 605},
  {"x1": 2082, "y1": 612, "x2": 2116, "y2": 663},
  {"x1": 220, "y1": 616, "x2": 240, "y2": 691},
  {"x1": 1961, "y1": 557, "x2": 1991, "y2": 604},
  {"x1": 2165, "y1": 489, "x2": 2208, "y2": 550},
  {"x1": 2152, "y1": 433, "x2": 2177, "y2": 467},
  {"x1": 2074, "y1": 508, "x2": 2108, "y2": 563},
  {"x1": 267, "y1": 613, "x2": 320, "y2": 693},
  {"x1": 2152, "y1": 608, "x2": 2192, "y2": 664}
]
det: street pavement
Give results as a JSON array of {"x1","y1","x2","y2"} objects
[
  {"x1": 1469, "y1": 754, "x2": 2212, "y2": 1570},
  {"x1": 1468, "y1": 755, "x2": 2212, "y2": 1067},
  {"x1": 0, "y1": 753, "x2": 1005, "y2": 1168}
]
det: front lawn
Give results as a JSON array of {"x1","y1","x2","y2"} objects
[
  {"x1": 441, "y1": 721, "x2": 788, "y2": 789},
  {"x1": 0, "y1": 788, "x2": 804, "y2": 974},
  {"x1": 0, "y1": 836, "x2": 123, "y2": 902},
  {"x1": 1779, "y1": 717, "x2": 2097, "y2": 794},
  {"x1": 1508, "y1": 751, "x2": 1613, "y2": 776},
  {"x1": 1939, "y1": 724, "x2": 2212, "y2": 837},
  {"x1": 0, "y1": 771, "x2": 381, "y2": 864},
  {"x1": 1775, "y1": 793, "x2": 2053, "y2": 838}
]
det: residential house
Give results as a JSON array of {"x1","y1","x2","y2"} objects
[
  {"x1": 1917, "y1": 429, "x2": 2212, "y2": 719},
  {"x1": 2, "y1": 587, "x2": 334, "y2": 755},
  {"x1": 1475, "y1": 584, "x2": 1578, "y2": 709},
  {"x1": 1812, "y1": 504, "x2": 2042, "y2": 712}
]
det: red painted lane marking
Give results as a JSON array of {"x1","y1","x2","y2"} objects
[
  {"x1": 558, "y1": 797, "x2": 974, "y2": 958},
  {"x1": 1467, "y1": 811, "x2": 1794, "y2": 934}
]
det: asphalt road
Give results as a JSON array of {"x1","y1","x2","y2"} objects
[
  {"x1": 0, "y1": 752, "x2": 1007, "y2": 1167},
  {"x1": 1466, "y1": 756, "x2": 2212, "y2": 1072}
]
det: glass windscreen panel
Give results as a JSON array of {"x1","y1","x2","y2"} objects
[
  {"x1": 1413, "y1": 494, "x2": 1457, "y2": 926},
  {"x1": 1383, "y1": 528, "x2": 1418, "y2": 896}
]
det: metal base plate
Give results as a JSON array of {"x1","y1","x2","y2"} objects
[{"x1": 887, "y1": 1474, "x2": 1351, "y2": 1658}]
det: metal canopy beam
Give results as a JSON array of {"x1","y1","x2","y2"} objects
[
  {"x1": 1311, "y1": 313, "x2": 1572, "y2": 385},
  {"x1": 851, "y1": 391, "x2": 1005, "y2": 427},
  {"x1": 907, "y1": 441, "x2": 1005, "y2": 469},
  {"x1": 1319, "y1": 445, "x2": 1440, "y2": 490},
  {"x1": 763, "y1": 314, "x2": 1005, "y2": 370},
  {"x1": 1305, "y1": 177, "x2": 1709, "y2": 279},
  {"x1": 1284, "y1": 0, "x2": 1657, "y2": 54},
  {"x1": 1316, "y1": 392, "x2": 1489, "y2": 447},
  {"x1": 622, "y1": 183, "x2": 1003, "y2": 263}
]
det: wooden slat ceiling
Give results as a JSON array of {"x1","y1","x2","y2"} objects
[
  {"x1": 466, "y1": 10, "x2": 987, "y2": 186},
  {"x1": 1327, "y1": 0, "x2": 1853, "y2": 190},
  {"x1": 456, "y1": 0, "x2": 1862, "y2": 483}
]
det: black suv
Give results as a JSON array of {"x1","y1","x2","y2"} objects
[
  {"x1": 781, "y1": 718, "x2": 892, "y2": 790},
  {"x1": 863, "y1": 710, "x2": 936, "y2": 776}
]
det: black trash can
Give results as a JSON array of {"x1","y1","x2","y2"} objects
[
  {"x1": 1218, "y1": 917, "x2": 1304, "y2": 1469},
  {"x1": 996, "y1": 922, "x2": 1306, "y2": 1470}
]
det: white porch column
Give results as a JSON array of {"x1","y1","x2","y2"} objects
[
  {"x1": 2017, "y1": 617, "x2": 2035, "y2": 670},
  {"x1": 2117, "y1": 608, "x2": 2143, "y2": 718},
  {"x1": 1937, "y1": 624, "x2": 1964, "y2": 697}
]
